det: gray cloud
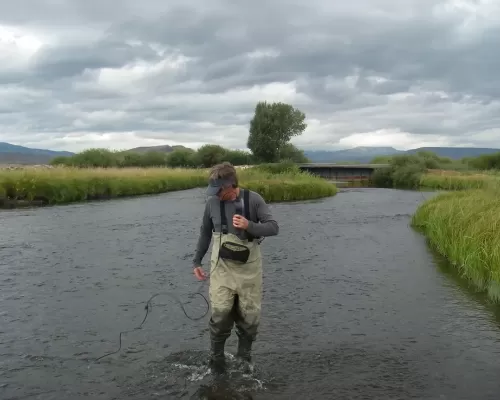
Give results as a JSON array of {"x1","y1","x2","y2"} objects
[{"x1": 1, "y1": 0, "x2": 500, "y2": 152}]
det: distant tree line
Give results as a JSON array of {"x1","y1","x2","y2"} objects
[
  {"x1": 51, "y1": 100, "x2": 311, "y2": 168},
  {"x1": 50, "y1": 143, "x2": 310, "y2": 169},
  {"x1": 371, "y1": 150, "x2": 500, "y2": 172},
  {"x1": 50, "y1": 146, "x2": 247, "y2": 168},
  {"x1": 461, "y1": 152, "x2": 500, "y2": 171}
]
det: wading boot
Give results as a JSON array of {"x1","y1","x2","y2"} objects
[
  {"x1": 236, "y1": 335, "x2": 252, "y2": 363},
  {"x1": 235, "y1": 335, "x2": 254, "y2": 374},
  {"x1": 209, "y1": 339, "x2": 226, "y2": 375}
]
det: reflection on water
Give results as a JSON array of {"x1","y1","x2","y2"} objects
[{"x1": 431, "y1": 248, "x2": 500, "y2": 328}]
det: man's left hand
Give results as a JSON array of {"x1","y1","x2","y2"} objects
[{"x1": 233, "y1": 214, "x2": 249, "y2": 230}]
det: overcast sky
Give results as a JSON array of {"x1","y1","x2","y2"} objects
[{"x1": 1, "y1": 0, "x2": 499, "y2": 152}]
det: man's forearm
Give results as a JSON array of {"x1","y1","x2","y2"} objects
[
  {"x1": 193, "y1": 232, "x2": 211, "y2": 265},
  {"x1": 247, "y1": 219, "x2": 279, "y2": 237},
  {"x1": 193, "y1": 202, "x2": 213, "y2": 266},
  {"x1": 246, "y1": 194, "x2": 279, "y2": 237}
]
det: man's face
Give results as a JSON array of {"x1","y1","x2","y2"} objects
[
  {"x1": 218, "y1": 184, "x2": 237, "y2": 201},
  {"x1": 218, "y1": 185, "x2": 231, "y2": 198}
]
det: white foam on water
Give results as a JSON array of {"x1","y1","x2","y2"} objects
[
  {"x1": 169, "y1": 353, "x2": 266, "y2": 389},
  {"x1": 171, "y1": 362, "x2": 211, "y2": 382}
]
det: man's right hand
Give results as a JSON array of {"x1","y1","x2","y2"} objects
[{"x1": 193, "y1": 266, "x2": 207, "y2": 280}]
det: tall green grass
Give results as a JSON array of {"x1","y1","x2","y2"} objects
[
  {"x1": 0, "y1": 167, "x2": 207, "y2": 205},
  {"x1": 420, "y1": 171, "x2": 500, "y2": 191},
  {"x1": 411, "y1": 189, "x2": 500, "y2": 303},
  {"x1": 0, "y1": 164, "x2": 337, "y2": 207},
  {"x1": 238, "y1": 161, "x2": 337, "y2": 201},
  {"x1": 243, "y1": 177, "x2": 337, "y2": 202}
]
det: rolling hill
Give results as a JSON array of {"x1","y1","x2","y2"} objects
[
  {"x1": 404, "y1": 147, "x2": 500, "y2": 159},
  {"x1": 0, "y1": 141, "x2": 193, "y2": 165},
  {"x1": 304, "y1": 147, "x2": 403, "y2": 163},
  {"x1": 126, "y1": 144, "x2": 191, "y2": 153},
  {"x1": 0, "y1": 142, "x2": 74, "y2": 165}
]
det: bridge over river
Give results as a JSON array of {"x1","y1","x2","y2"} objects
[{"x1": 298, "y1": 163, "x2": 389, "y2": 185}]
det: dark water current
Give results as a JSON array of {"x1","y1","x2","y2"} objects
[{"x1": 1, "y1": 188, "x2": 500, "y2": 400}]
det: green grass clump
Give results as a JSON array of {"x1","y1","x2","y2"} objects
[
  {"x1": 411, "y1": 189, "x2": 500, "y2": 303},
  {"x1": 238, "y1": 163, "x2": 337, "y2": 201},
  {"x1": 420, "y1": 170, "x2": 500, "y2": 191},
  {"x1": 0, "y1": 164, "x2": 337, "y2": 207},
  {"x1": 242, "y1": 176, "x2": 337, "y2": 202}
]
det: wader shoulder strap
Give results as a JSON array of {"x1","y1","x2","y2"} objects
[
  {"x1": 243, "y1": 189, "x2": 250, "y2": 220},
  {"x1": 243, "y1": 189, "x2": 255, "y2": 242},
  {"x1": 220, "y1": 200, "x2": 228, "y2": 234}
]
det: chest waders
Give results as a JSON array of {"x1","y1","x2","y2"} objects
[{"x1": 209, "y1": 189, "x2": 262, "y2": 372}]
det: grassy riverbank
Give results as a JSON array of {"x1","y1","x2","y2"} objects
[
  {"x1": 0, "y1": 163, "x2": 337, "y2": 207},
  {"x1": 420, "y1": 169, "x2": 500, "y2": 191},
  {"x1": 412, "y1": 189, "x2": 500, "y2": 303},
  {"x1": 373, "y1": 151, "x2": 500, "y2": 301},
  {"x1": 371, "y1": 151, "x2": 500, "y2": 191}
]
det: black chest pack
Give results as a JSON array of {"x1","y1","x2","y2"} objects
[{"x1": 217, "y1": 189, "x2": 255, "y2": 264}]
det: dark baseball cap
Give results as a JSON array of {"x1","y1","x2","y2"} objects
[{"x1": 206, "y1": 178, "x2": 232, "y2": 196}]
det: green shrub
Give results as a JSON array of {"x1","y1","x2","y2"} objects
[
  {"x1": 392, "y1": 164, "x2": 426, "y2": 189},
  {"x1": 370, "y1": 154, "x2": 427, "y2": 189},
  {"x1": 465, "y1": 152, "x2": 500, "y2": 171},
  {"x1": 370, "y1": 167, "x2": 393, "y2": 188}
]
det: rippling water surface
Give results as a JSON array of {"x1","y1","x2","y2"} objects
[{"x1": 1, "y1": 188, "x2": 500, "y2": 399}]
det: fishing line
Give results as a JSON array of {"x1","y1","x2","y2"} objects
[
  {"x1": 93, "y1": 233, "x2": 224, "y2": 364},
  {"x1": 93, "y1": 285, "x2": 210, "y2": 363}
]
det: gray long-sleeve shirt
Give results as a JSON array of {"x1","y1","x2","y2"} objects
[{"x1": 192, "y1": 189, "x2": 279, "y2": 266}]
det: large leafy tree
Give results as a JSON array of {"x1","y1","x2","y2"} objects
[
  {"x1": 247, "y1": 101, "x2": 307, "y2": 162},
  {"x1": 279, "y1": 143, "x2": 310, "y2": 163},
  {"x1": 195, "y1": 144, "x2": 227, "y2": 168}
]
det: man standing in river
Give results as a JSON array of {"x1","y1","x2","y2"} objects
[{"x1": 192, "y1": 162, "x2": 279, "y2": 373}]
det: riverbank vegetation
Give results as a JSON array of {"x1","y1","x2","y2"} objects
[
  {"x1": 411, "y1": 189, "x2": 500, "y2": 303},
  {"x1": 0, "y1": 161, "x2": 336, "y2": 207},
  {"x1": 371, "y1": 150, "x2": 500, "y2": 301},
  {"x1": 420, "y1": 169, "x2": 500, "y2": 190},
  {"x1": 49, "y1": 142, "x2": 308, "y2": 169},
  {"x1": 244, "y1": 162, "x2": 337, "y2": 201},
  {"x1": 393, "y1": 150, "x2": 500, "y2": 302},
  {"x1": 371, "y1": 150, "x2": 500, "y2": 172},
  {"x1": 371, "y1": 151, "x2": 500, "y2": 190}
]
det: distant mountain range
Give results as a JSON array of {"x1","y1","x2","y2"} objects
[
  {"x1": 0, "y1": 141, "x2": 499, "y2": 165},
  {"x1": 0, "y1": 142, "x2": 191, "y2": 165},
  {"x1": 303, "y1": 146, "x2": 500, "y2": 163},
  {"x1": 126, "y1": 144, "x2": 190, "y2": 153},
  {"x1": 0, "y1": 142, "x2": 74, "y2": 165},
  {"x1": 304, "y1": 147, "x2": 400, "y2": 163}
]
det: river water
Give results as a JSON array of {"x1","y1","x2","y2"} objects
[{"x1": 1, "y1": 188, "x2": 500, "y2": 400}]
